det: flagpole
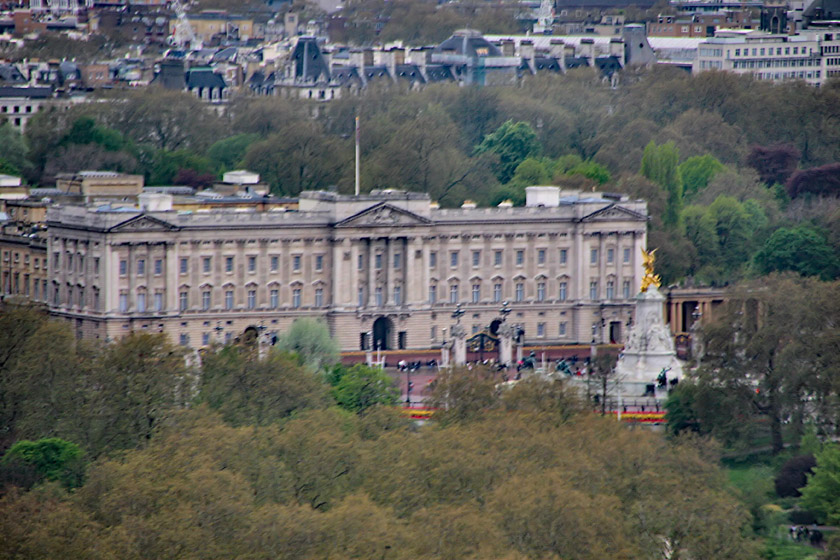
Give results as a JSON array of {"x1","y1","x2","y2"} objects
[{"x1": 354, "y1": 115, "x2": 360, "y2": 196}]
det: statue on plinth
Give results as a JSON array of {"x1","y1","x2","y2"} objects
[{"x1": 614, "y1": 248, "x2": 683, "y2": 387}]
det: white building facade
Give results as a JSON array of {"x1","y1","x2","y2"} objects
[{"x1": 46, "y1": 188, "x2": 647, "y2": 351}]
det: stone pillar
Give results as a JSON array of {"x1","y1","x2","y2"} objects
[
  {"x1": 368, "y1": 238, "x2": 376, "y2": 305},
  {"x1": 332, "y1": 238, "x2": 343, "y2": 307},
  {"x1": 498, "y1": 324, "x2": 514, "y2": 367},
  {"x1": 451, "y1": 324, "x2": 467, "y2": 365}
]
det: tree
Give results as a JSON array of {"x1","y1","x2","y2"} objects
[
  {"x1": 786, "y1": 163, "x2": 840, "y2": 199},
  {"x1": 774, "y1": 454, "x2": 816, "y2": 498},
  {"x1": 745, "y1": 143, "x2": 800, "y2": 186},
  {"x1": 0, "y1": 122, "x2": 29, "y2": 177},
  {"x1": 640, "y1": 141, "x2": 683, "y2": 228},
  {"x1": 801, "y1": 444, "x2": 840, "y2": 525},
  {"x1": 274, "y1": 318, "x2": 339, "y2": 372},
  {"x1": 198, "y1": 346, "x2": 329, "y2": 427},
  {"x1": 329, "y1": 364, "x2": 399, "y2": 413},
  {"x1": 754, "y1": 225, "x2": 839, "y2": 279},
  {"x1": 426, "y1": 365, "x2": 499, "y2": 425},
  {"x1": 206, "y1": 133, "x2": 259, "y2": 172},
  {"x1": 2, "y1": 438, "x2": 85, "y2": 490},
  {"x1": 678, "y1": 154, "x2": 724, "y2": 200},
  {"x1": 476, "y1": 120, "x2": 542, "y2": 184}
]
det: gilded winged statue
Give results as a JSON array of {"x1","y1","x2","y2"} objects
[{"x1": 640, "y1": 248, "x2": 661, "y2": 293}]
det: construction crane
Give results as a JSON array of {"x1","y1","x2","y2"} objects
[{"x1": 169, "y1": 0, "x2": 202, "y2": 50}]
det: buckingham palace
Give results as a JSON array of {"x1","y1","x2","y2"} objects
[{"x1": 46, "y1": 186, "x2": 648, "y2": 351}]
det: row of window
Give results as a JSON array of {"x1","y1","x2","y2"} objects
[
  {"x1": 116, "y1": 254, "x2": 326, "y2": 277},
  {"x1": 113, "y1": 286, "x2": 327, "y2": 313},
  {"x1": 2, "y1": 273, "x2": 47, "y2": 301},
  {"x1": 426, "y1": 279, "x2": 632, "y2": 304},
  {"x1": 3, "y1": 251, "x2": 46, "y2": 270},
  {"x1": 732, "y1": 58, "x2": 820, "y2": 69},
  {"x1": 429, "y1": 321, "x2": 572, "y2": 340},
  {"x1": 425, "y1": 247, "x2": 633, "y2": 269},
  {"x1": 733, "y1": 45, "x2": 812, "y2": 57},
  {"x1": 54, "y1": 252, "x2": 97, "y2": 275}
]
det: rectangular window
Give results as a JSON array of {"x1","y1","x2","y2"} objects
[
  {"x1": 119, "y1": 293, "x2": 128, "y2": 312},
  {"x1": 154, "y1": 292, "x2": 164, "y2": 311},
  {"x1": 375, "y1": 254, "x2": 382, "y2": 270},
  {"x1": 393, "y1": 286, "x2": 401, "y2": 306},
  {"x1": 537, "y1": 249, "x2": 546, "y2": 265},
  {"x1": 515, "y1": 282, "x2": 524, "y2": 302},
  {"x1": 607, "y1": 248, "x2": 614, "y2": 264},
  {"x1": 293, "y1": 255, "x2": 301, "y2": 271},
  {"x1": 180, "y1": 333, "x2": 189, "y2": 347},
  {"x1": 429, "y1": 252, "x2": 437, "y2": 268},
  {"x1": 606, "y1": 280, "x2": 615, "y2": 300},
  {"x1": 450, "y1": 251, "x2": 459, "y2": 268},
  {"x1": 154, "y1": 259, "x2": 162, "y2": 275},
  {"x1": 33, "y1": 281, "x2": 39, "y2": 301},
  {"x1": 137, "y1": 259, "x2": 145, "y2": 275},
  {"x1": 120, "y1": 259, "x2": 127, "y2": 276},
  {"x1": 393, "y1": 253, "x2": 401, "y2": 269},
  {"x1": 315, "y1": 287, "x2": 324, "y2": 307},
  {"x1": 202, "y1": 290, "x2": 211, "y2": 310},
  {"x1": 225, "y1": 256, "x2": 234, "y2": 273},
  {"x1": 537, "y1": 322, "x2": 545, "y2": 337},
  {"x1": 516, "y1": 250, "x2": 524, "y2": 266},
  {"x1": 590, "y1": 249, "x2": 598, "y2": 265},
  {"x1": 493, "y1": 283, "x2": 502, "y2": 303},
  {"x1": 358, "y1": 254, "x2": 364, "y2": 270},
  {"x1": 67, "y1": 254, "x2": 72, "y2": 270},
  {"x1": 202, "y1": 333, "x2": 210, "y2": 346},
  {"x1": 449, "y1": 284, "x2": 458, "y2": 304},
  {"x1": 358, "y1": 286, "x2": 364, "y2": 307},
  {"x1": 375, "y1": 286, "x2": 383, "y2": 306},
  {"x1": 429, "y1": 285, "x2": 437, "y2": 304},
  {"x1": 623, "y1": 247, "x2": 631, "y2": 264},
  {"x1": 471, "y1": 284, "x2": 480, "y2": 303},
  {"x1": 270, "y1": 289, "x2": 279, "y2": 308},
  {"x1": 623, "y1": 280, "x2": 631, "y2": 299},
  {"x1": 271, "y1": 255, "x2": 279, "y2": 272},
  {"x1": 94, "y1": 257, "x2": 100, "y2": 275},
  {"x1": 494, "y1": 250, "x2": 502, "y2": 266},
  {"x1": 137, "y1": 292, "x2": 146, "y2": 312},
  {"x1": 472, "y1": 250, "x2": 480, "y2": 267},
  {"x1": 590, "y1": 281, "x2": 598, "y2": 301},
  {"x1": 315, "y1": 255, "x2": 323, "y2": 271},
  {"x1": 559, "y1": 322, "x2": 567, "y2": 336},
  {"x1": 559, "y1": 249, "x2": 567, "y2": 265},
  {"x1": 248, "y1": 290, "x2": 256, "y2": 309},
  {"x1": 225, "y1": 290, "x2": 234, "y2": 310},
  {"x1": 180, "y1": 257, "x2": 188, "y2": 274},
  {"x1": 431, "y1": 326, "x2": 436, "y2": 340},
  {"x1": 203, "y1": 257, "x2": 211, "y2": 273},
  {"x1": 248, "y1": 256, "x2": 257, "y2": 272},
  {"x1": 537, "y1": 282, "x2": 545, "y2": 301},
  {"x1": 180, "y1": 291, "x2": 188, "y2": 311}
]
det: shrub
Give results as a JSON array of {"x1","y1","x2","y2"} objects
[{"x1": 775, "y1": 454, "x2": 816, "y2": 498}]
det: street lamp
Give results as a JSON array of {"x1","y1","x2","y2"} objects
[
  {"x1": 451, "y1": 302, "x2": 464, "y2": 324},
  {"x1": 500, "y1": 300, "x2": 511, "y2": 322}
]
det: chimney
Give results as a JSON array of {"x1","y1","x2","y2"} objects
[
  {"x1": 502, "y1": 39, "x2": 515, "y2": 56},
  {"x1": 350, "y1": 48, "x2": 364, "y2": 70},
  {"x1": 363, "y1": 48, "x2": 374, "y2": 67},
  {"x1": 549, "y1": 38, "x2": 565, "y2": 58},
  {"x1": 391, "y1": 46, "x2": 405, "y2": 65},
  {"x1": 580, "y1": 38, "x2": 596, "y2": 65},
  {"x1": 520, "y1": 39, "x2": 535, "y2": 60},
  {"x1": 609, "y1": 37, "x2": 625, "y2": 64}
]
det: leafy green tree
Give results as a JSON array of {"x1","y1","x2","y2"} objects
[
  {"x1": 801, "y1": 444, "x2": 840, "y2": 525},
  {"x1": 678, "y1": 154, "x2": 724, "y2": 200},
  {"x1": 198, "y1": 346, "x2": 329, "y2": 427},
  {"x1": 329, "y1": 364, "x2": 399, "y2": 413},
  {"x1": 640, "y1": 141, "x2": 683, "y2": 228},
  {"x1": 0, "y1": 122, "x2": 29, "y2": 177},
  {"x1": 61, "y1": 117, "x2": 126, "y2": 152},
  {"x1": 206, "y1": 133, "x2": 259, "y2": 173},
  {"x1": 275, "y1": 318, "x2": 339, "y2": 372},
  {"x1": 568, "y1": 159, "x2": 611, "y2": 184},
  {"x1": 2, "y1": 438, "x2": 85, "y2": 489},
  {"x1": 754, "y1": 225, "x2": 839, "y2": 279},
  {"x1": 427, "y1": 365, "x2": 499, "y2": 425},
  {"x1": 476, "y1": 120, "x2": 542, "y2": 184},
  {"x1": 146, "y1": 148, "x2": 214, "y2": 186},
  {"x1": 706, "y1": 195, "x2": 757, "y2": 276}
]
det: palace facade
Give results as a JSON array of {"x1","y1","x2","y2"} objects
[{"x1": 46, "y1": 187, "x2": 648, "y2": 351}]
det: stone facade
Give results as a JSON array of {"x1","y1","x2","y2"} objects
[{"x1": 46, "y1": 188, "x2": 647, "y2": 350}]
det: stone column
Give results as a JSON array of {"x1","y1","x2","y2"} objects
[
  {"x1": 166, "y1": 241, "x2": 178, "y2": 313},
  {"x1": 386, "y1": 236, "x2": 394, "y2": 305},
  {"x1": 451, "y1": 324, "x2": 467, "y2": 365},
  {"x1": 368, "y1": 237, "x2": 376, "y2": 306},
  {"x1": 498, "y1": 323, "x2": 514, "y2": 367},
  {"x1": 331, "y1": 238, "x2": 342, "y2": 307}
]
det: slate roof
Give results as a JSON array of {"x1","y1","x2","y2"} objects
[
  {"x1": 534, "y1": 56, "x2": 563, "y2": 72},
  {"x1": 291, "y1": 37, "x2": 330, "y2": 82},
  {"x1": 0, "y1": 64, "x2": 26, "y2": 84},
  {"x1": 330, "y1": 66, "x2": 362, "y2": 86},
  {"x1": 394, "y1": 64, "x2": 425, "y2": 84},
  {"x1": 0, "y1": 86, "x2": 52, "y2": 99},
  {"x1": 435, "y1": 29, "x2": 504, "y2": 57},
  {"x1": 424, "y1": 64, "x2": 454, "y2": 82},
  {"x1": 185, "y1": 67, "x2": 226, "y2": 90}
]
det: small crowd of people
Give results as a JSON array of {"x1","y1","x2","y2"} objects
[
  {"x1": 396, "y1": 360, "x2": 437, "y2": 371},
  {"x1": 789, "y1": 525, "x2": 824, "y2": 548}
]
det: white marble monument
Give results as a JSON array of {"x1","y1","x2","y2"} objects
[{"x1": 614, "y1": 249, "x2": 683, "y2": 390}]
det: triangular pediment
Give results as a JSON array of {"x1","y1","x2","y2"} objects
[
  {"x1": 336, "y1": 202, "x2": 431, "y2": 228},
  {"x1": 109, "y1": 213, "x2": 179, "y2": 233},
  {"x1": 580, "y1": 204, "x2": 647, "y2": 223}
]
